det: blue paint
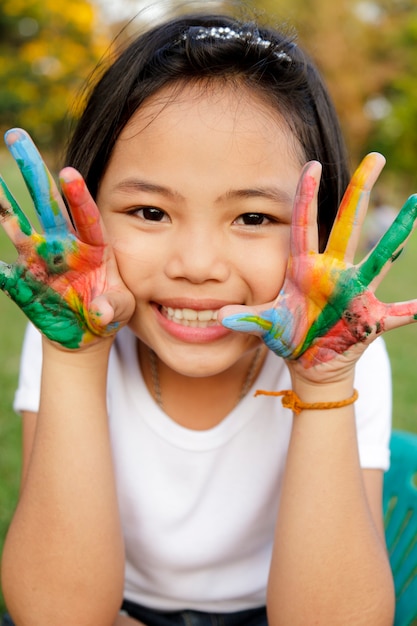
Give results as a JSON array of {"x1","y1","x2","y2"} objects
[{"x1": 5, "y1": 129, "x2": 67, "y2": 234}]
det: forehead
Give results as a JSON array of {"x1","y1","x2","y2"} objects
[
  {"x1": 99, "y1": 79, "x2": 305, "y2": 212},
  {"x1": 117, "y1": 80, "x2": 303, "y2": 164}
]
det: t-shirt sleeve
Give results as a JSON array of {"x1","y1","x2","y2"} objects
[
  {"x1": 13, "y1": 323, "x2": 43, "y2": 414},
  {"x1": 353, "y1": 337, "x2": 392, "y2": 471}
]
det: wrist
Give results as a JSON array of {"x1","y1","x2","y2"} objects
[
  {"x1": 255, "y1": 388, "x2": 358, "y2": 415},
  {"x1": 289, "y1": 376, "x2": 355, "y2": 405},
  {"x1": 255, "y1": 377, "x2": 357, "y2": 416},
  {"x1": 286, "y1": 359, "x2": 355, "y2": 403},
  {"x1": 42, "y1": 335, "x2": 113, "y2": 371}
]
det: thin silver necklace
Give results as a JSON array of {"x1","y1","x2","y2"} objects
[{"x1": 148, "y1": 346, "x2": 264, "y2": 411}]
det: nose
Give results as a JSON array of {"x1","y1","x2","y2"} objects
[{"x1": 164, "y1": 227, "x2": 230, "y2": 284}]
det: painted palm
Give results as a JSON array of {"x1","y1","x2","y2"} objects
[
  {"x1": 0, "y1": 129, "x2": 124, "y2": 349},
  {"x1": 221, "y1": 154, "x2": 417, "y2": 367}
]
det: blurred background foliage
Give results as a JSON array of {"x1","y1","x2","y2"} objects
[
  {"x1": 0, "y1": 0, "x2": 109, "y2": 160},
  {"x1": 0, "y1": 0, "x2": 416, "y2": 197}
]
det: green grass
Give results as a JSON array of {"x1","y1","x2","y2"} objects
[
  {"x1": 0, "y1": 150, "x2": 416, "y2": 617},
  {"x1": 0, "y1": 151, "x2": 36, "y2": 616},
  {"x1": 374, "y1": 238, "x2": 417, "y2": 434}
]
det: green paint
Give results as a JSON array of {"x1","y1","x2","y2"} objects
[
  {"x1": 242, "y1": 315, "x2": 273, "y2": 332},
  {"x1": 359, "y1": 194, "x2": 417, "y2": 283},
  {"x1": 301, "y1": 267, "x2": 362, "y2": 351},
  {"x1": 301, "y1": 194, "x2": 417, "y2": 352},
  {"x1": 0, "y1": 264, "x2": 85, "y2": 349},
  {"x1": 49, "y1": 194, "x2": 62, "y2": 218},
  {"x1": 0, "y1": 176, "x2": 32, "y2": 236},
  {"x1": 35, "y1": 238, "x2": 70, "y2": 273}
]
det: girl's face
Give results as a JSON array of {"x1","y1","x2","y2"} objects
[{"x1": 97, "y1": 81, "x2": 304, "y2": 377}]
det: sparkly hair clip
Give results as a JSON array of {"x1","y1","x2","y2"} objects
[{"x1": 180, "y1": 26, "x2": 292, "y2": 63}]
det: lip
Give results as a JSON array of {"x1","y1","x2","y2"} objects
[{"x1": 152, "y1": 302, "x2": 232, "y2": 343}]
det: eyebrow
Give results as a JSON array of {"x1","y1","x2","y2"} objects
[
  {"x1": 112, "y1": 179, "x2": 183, "y2": 200},
  {"x1": 112, "y1": 178, "x2": 294, "y2": 207},
  {"x1": 220, "y1": 187, "x2": 294, "y2": 206}
]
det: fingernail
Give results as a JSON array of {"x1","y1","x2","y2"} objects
[{"x1": 4, "y1": 128, "x2": 25, "y2": 145}]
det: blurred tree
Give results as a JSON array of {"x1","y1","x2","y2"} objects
[
  {"x1": 238, "y1": 0, "x2": 417, "y2": 186},
  {"x1": 247, "y1": 1, "x2": 399, "y2": 163},
  {"x1": 0, "y1": 0, "x2": 110, "y2": 156},
  {"x1": 363, "y1": 1, "x2": 417, "y2": 188}
]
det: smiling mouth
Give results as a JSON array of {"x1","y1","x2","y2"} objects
[{"x1": 160, "y1": 306, "x2": 219, "y2": 328}]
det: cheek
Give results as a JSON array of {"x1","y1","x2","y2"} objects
[
  {"x1": 243, "y1": 241, "x2": 289, "y2": 305},
  {"x1": 111, "y1": 240, "x2": 162, "y2": 295}
]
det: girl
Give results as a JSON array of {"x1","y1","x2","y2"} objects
[{"x1": 1, "y1": 9, "x2": 416, "y2": 626}]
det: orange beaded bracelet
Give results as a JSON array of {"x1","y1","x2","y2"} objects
[{"x1": 254, "y1": 388, "x2": 359, "y2": 415}]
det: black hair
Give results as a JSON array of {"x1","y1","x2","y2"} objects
[{"x1": 65, "y1": 12, "x2": 350, "y2": 249}]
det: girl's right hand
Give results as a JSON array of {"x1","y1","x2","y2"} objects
[{"x1": 0, "y1": 128, "x2": 135, "y2": 350}]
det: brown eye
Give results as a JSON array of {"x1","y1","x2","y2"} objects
[
  {"x1": 235, "y1": 213, "x2": 269, "y2": 226},
  {"x1": 134, "y1": 206, "x2": 168, "y2": 222}
]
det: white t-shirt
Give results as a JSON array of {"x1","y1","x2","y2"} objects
[{"x1": 14, "y1": 324, "x2": 392, "y2": 612}]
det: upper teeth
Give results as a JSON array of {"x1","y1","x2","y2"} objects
[{"x1": 164, "y1": 307, "x2": 218, "y2": 322}]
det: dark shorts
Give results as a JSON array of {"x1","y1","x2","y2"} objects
[
  {"x1": 121, "y1": 600, "x2": 268, "y2": 626},
  {"x1": 1, "y1": 602, "x2": 268, "y2": 626}
]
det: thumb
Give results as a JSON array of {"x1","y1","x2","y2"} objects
[
  {"x1": 219, "y1": 303, "x2": 277, "y2": 335},
  {"x1": 89, "y1": 289, "x2": 135, "y2": 333},
  {"x1": 220, "y1": 303, "x2": 296, "y2": 358}
]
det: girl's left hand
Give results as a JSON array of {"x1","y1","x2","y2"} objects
[{"x1": 220, "y1": 153, "x2": 417, "y2": 375}]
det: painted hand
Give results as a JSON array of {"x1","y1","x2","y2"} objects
[
  {"x1": 220, "y1": 154, "x2": 417, "y2": 368},
  {"x1": 0, "y1": 129, "x2": 135, "y2": 349}
]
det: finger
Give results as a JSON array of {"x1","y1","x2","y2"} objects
[
  {"x1": 4, "y1": 128, "x2": 73, "y2": 235},
  {"x1": 290, "y1": 161, "x2": 321, "y2": 257},
  {"x1": 0, "y1": 175, "x2": 34, "y2": 244},
  {"x1": 383, "y1": 299, "x2": 417, "y2": 332},
  {"x1": 325, "y1": 153, "x2": 386, "y2": 262},
  {"x1": 60, "y1": 168, "x2": 106, "y2": 245},
  {"x1": 357, "y1": 194, "x2": 417, "y2": 290}
]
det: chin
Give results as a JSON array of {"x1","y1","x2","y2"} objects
[{"x1": 157, "y1": 337, "x2": 261, "y2": 378}]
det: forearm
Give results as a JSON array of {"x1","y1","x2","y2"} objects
[
  {"x1": 267, "y1": 375, "x2": 395, "y2": 626},
  {"x1": 1, "y1": 339, "x2": 124, "y2": 626}
]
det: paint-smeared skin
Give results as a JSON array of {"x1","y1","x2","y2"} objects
[
  {"x1": 0, "y1": 129, "x2": 118, "y2": 349},
  {"x1": 222, "y1": 155, "x2": 417, "y2": 367}
]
